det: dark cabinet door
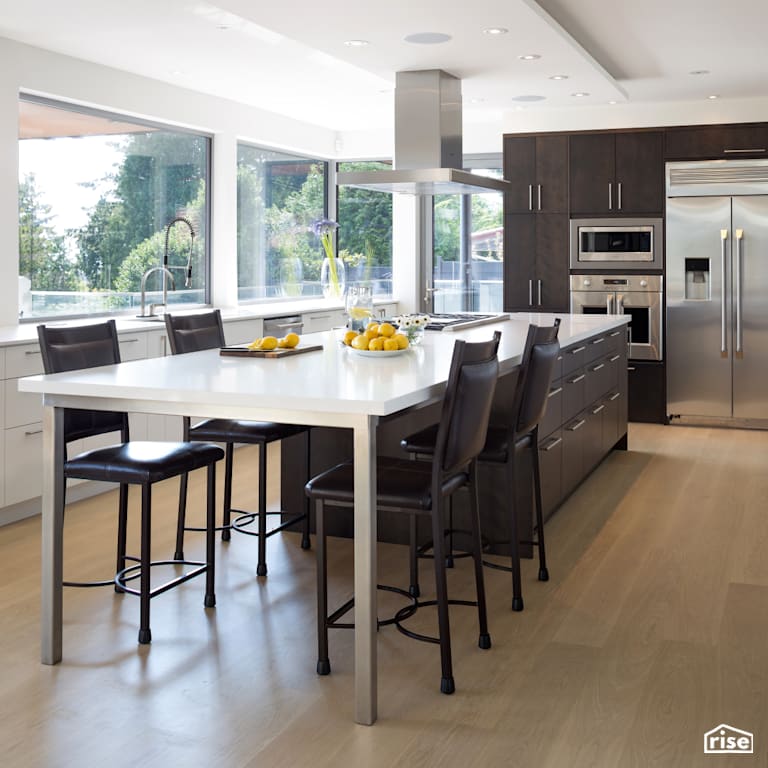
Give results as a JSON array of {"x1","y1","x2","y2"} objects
[
  {"x1": 665, "y1": 124, "x2": 768, "y2": 160},
  {"x1": 503, "y1": 214, "x2": 536, "y2": 310},
  {"x1": 628, "y1": 361, "x2": 666, "y2": 423},
  {"x1": 535, "y1": 135, "x2": 568, "y2": 213},
  {"x1": 536, "y1": 213, "x2": 569, "y2": 311},
  {"x1": 503, "y1": 136, "x2": 536, "y2": 213},
  {"x1": 569, "y1": 133, "x2": 615, "y2": 216},
  {"x1": 538, "y1": 430, "x2": 563, "y2": 522},
  {"x1": 615, "y1": 131, "x2": 664, "y2": 214}
]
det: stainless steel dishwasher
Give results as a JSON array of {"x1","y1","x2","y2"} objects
[{"x1": 263, "y1": 315, "x2": 304, "y2": 337}]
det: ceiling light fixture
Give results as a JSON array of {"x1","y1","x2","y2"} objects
[
  {"x1": 707, "y1": 94, "x2": 720, "y2": 99},
  {"x1": 344, "y1": 39, "x2": 369, "y2": 47},
  {"x1": 607, "y1": 100, "x2": 618, "y2": 105},
  {"x1": 518, "y1": 54, "x2": 541, "y2": 61},
  {"x1": 549, "y1": 75, "x2": 569, "y2": 81},
  {"x1": 572, "y1": 92, "x2": 590, "y2": 97},
  {"x1": 483, "y1": 27, "x2": 508, "y2": 35},
  {"x1": 689, "y1": 69, "x2": 710, "y2": 75},
  {"x1": 404, "y1": 32, "x2": 452, "y2": 45}
]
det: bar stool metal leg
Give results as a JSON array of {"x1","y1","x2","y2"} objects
[
  {"x1": 531, "y1": 436, "x2": 549, "y2": 582},
  {"x1": 467, "y1": 464, "x2": 491, "y2": 649},
  {"x1": 138, "y1": 483, "x2": 152, "y2": 645},
  {"x1": 430, "y1": 492, "x2": 455, "y2": 695},
  {"x1": 115, "y1": 484, "x2": 129, "y2": 593},
  {"x1": 315, "y1": 499, "x2": 330, "y2": 675},
  {"x1": 257, "y1": 443, "x2": 268, "y2": 577},
  {"x1": 174, "y1": 473, "x2": 188, "y2": 561},
  {"x1": 205, "y1": 463, "x2": 217, "y2": 608},
  {"x1": 508, "y1": 455, "x2": 524, "y2": 612},
  {"x1": 222, "y1": 443, "x2": 234, "y2": 542}
]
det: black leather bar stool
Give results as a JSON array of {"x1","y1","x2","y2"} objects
[
  {"x1": 305, "y1": 332, "x2": 501, "y2": 695},
  {"x1": 402, "y1": 320, "x2": 560, "y2": 611},
  {"x1": 164, "y1": 310, "x2": 311, "y2": 576},
  {"x1": 38, "y1": 320, "x2": 224, "y2": 644}
]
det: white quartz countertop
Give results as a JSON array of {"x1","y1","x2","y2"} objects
[{"x1": 19, "y1": 313, "x2": 628, "y2": 418}]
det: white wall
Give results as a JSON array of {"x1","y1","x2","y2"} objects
[{"x1": 0, "y1": 36, "x2": 338, "y2": 326}]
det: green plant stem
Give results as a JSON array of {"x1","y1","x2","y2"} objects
[{"x1": 322, "y1": 233, "x2": 340, "y2": 294}]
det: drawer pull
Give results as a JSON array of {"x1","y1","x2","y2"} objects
[
  {"x1": 24, "y1": 429, "x2": 43, "y2": 436},
  {"x1": 307, "y1": 314, "x2": 331, "y2": 321},
  {"x1": 568, "y1": 374, "x2": 585, "y2": 384},
  {"x1": 627, "y1": 366, "x2": 637, "y2": 372},
  {"x1": 24, "y1": 349, "x2": 41, "y2": 356},
  {"x1": 591, "y1": 404, "x2": 605, "y2": 415},
  {"x1": 273, "y1": 322, "x2": 305, "y2": 330},
  {"x1": 567, "y1": 419, "x2": 586, "y2": 432},
  {"x1": 547, "y1": 386, "x2": 563, "y2": 398},
  {"x1": 610, "y1": 330, "x2": 621, "y2": 338},
  {"x1": 591, "y1": 337, "x2": 605, "y2": 345},
  {"x1": 723, "y1": 148, "x2": 766, "y2": 154},
  {"x1": 591, "y1": 363, "x2": 605, "y2": 372},
  {"x1": 541, "y1": 436, "x2": 563, "y2": 452},
  {"x1": 609, "y1": 392, "x2": 621, "y2": 401},
  {"x1": 120, "y1": 338, "x2": 140, "y2": 343},
  {"x1": 609, "y1": 354, "x2": 621, "y2": 362},
  {"x1": 570, "y1": 345, "x2": 586, "y2": 354}
]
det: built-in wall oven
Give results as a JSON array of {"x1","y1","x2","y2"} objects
[
  {"x1": 570, "y1": 218, "x2": 663, "y2": 271},
  {"x1": 570, "y1": 274, "x2": 663, "y2": 361}
]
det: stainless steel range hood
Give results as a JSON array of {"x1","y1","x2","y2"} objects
[{"x1": 337, "y1": 70, "x2": 511, "y2": 195}]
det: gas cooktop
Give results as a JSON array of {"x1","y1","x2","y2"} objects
[{"x1": 425, "y1": 313, "x2": 510, "y2": 331}]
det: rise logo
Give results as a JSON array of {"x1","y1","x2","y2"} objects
[{"x1": 704, "y1": 724, "x2": 754, "y2": 754}]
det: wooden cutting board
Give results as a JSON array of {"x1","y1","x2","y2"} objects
[{"x1": 219, "y1": 344, "x2": 323, "y2": 359}]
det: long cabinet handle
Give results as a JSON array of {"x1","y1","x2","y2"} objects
[
  {"x1": 25, "y1": 349, "x2": 41, "y2": 356},
  {"x1": 528, "y1": 279, "x2": 533, "y2": 307},
  {"x1": 537, "y1": 279, "x2": 542, "y2": 306},
  {"x1": 568, "y1": 373, "x2": 586, "y2": 384},
  {"x1": 528, "y1": 184, "x2": 533, "y2": 210},
  {"x1": 735, "y1": 228, "x2": 743, "y2": 355},
  {"x1": 568, "y1": 419, "x2": 586, "y2": 432},
  {"x1": 591, "y1": 363, "x2": 605, "y2": 372},
  {"x1": 537, "y1": 184, "x2": 542, "y2": 211},
  {"x1": 608, "y1": 182, "x2": 613, "y2": 210},
  {"x1": 591, "y1": 336, "x2": 605, "y2": 346},
  {"x1": 609, "y1": 354, "x2": 621, "y2": 362},
  {"x1": 541, "y1": 435, "x2": 562, "y2": 452},
  {"x1": 609, "y1": 392, "x2": 621, "y2": 401},
  {"x1": 721, "y1": 228, "x2": 728, "y2": 355},
  {"x1": 724, "y1": 148, "x2": 766, "y2": 154},
  {"x1": 570, "y1": 345, "x2": 587, "y2": 354},
  {"x1": 547, "y1": 386, "x2": 563, "y2": 398},
  {"x1": 609, "y1": 330, "x2": 621, "y2": 338},
  {"x1": 120, "y1": 338, "x2": 140, "y2": 343},
  {"x1": 617, "y1": 181, "x2": 623, "y2": 210},
  {"x1": 592, "y1": 404, "x2": 605, "y2": 415},
  {"x1": 25, "y1": 429, "x2": 43, "y2": 436}
]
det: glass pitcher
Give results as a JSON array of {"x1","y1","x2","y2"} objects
[{"x1": 345, "y1": 284, "x2": 374, "y2": 333}]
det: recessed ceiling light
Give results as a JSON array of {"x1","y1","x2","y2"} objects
[
  {"x1": 404, "y1": 32, "x2": 452, "y2": 45},
  {"x1": 469, "y1": 97, "x2": 486, "y2": 103},
  {"x1": 518, "y1": 54, "x2": 541, "y2": 61},
  {"x1": 707, "y1": 94, "x2": 720, "y2": 99},
  {"x1": 511, "y1": 95, "x2": 546, "y2": 102},
  {"x1": 483, "y1": 27, "x2": 508, "y2": 35},
  {"x1": 344, "y1": 39, "x2": 369, "y2": 47},
  {"x1": 689, "y1": 69, "x2": 710, "y2": 75},
  {"x1": 607, "y1": 100, "x2": 618, "y2": 105},
  {"x1": 572, "y1": 92, "x2": 590, "y2": 97},
  {"x1": 549, "y1": 75, "x2": 569, "y2": 81},
  {"x1": 216, "y1": 24, "x2": 232, "y2": 30}
]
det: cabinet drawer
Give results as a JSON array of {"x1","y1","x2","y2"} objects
[
  {"x1": 5, "y1": 342, "x2": 44, "y2": 378},
  {"x1": 561, "y1": 413, "x2": 587, "y2": 496},
  {"x1": 584, "y1": 334, "x2": 608, "y2": 364},
  {"x1": 4, "y1": 424, "x2": 44, "y2": 505},
  {"x1": 538, "y1": 429, "x2": 563, "y2": 521},
  {"x1": 5, "y1": 379, "x2": 42, "y2": 428},
  {"x1": 585, "y1": 356, "x2": 613, "y2": 403},
  {"x1": 665, "y1": 124, "x2": 768, "y2": 160},
  {"x1": 539, "y1": 381, "x2": 563, "y2": 439},
  {"x1": 224, "y1": 318, "x2": 263, "y2": 346},
  {"x1": 606, "y1": 327, "x2": 625, "y2": 354},
  {"x1": 117, "y1": 332, "x2": 148, "y2": 361},
  {"x1": 562, "y1": 368, "x2": 586, "y2": 423},
  {"x1": 561, "y1": 343, "x2": 586, "y2": 376},
  {"x1": 302, "y1": 310, "x2": 345, "y2": 333}
]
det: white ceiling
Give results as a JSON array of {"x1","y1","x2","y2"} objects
[{"x1": 1, "y1": 0, "x2": 766, "y2": 138}]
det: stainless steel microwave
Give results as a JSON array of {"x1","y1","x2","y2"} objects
[{"x1": 570, "y1": 218, "x2": 663, "y2": 271}]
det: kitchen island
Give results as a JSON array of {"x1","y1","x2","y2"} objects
[{"x1": 19, "y1": 311, "x2": 628, "y2": 726}]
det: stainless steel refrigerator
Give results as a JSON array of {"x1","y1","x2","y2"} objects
[{"x1": 667, "y1": 159, "x2": 768, "y2": 424}]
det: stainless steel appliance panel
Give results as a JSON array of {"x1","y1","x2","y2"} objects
[
  {"x1": 666, "y1": 196, "x2": 732, "y2": 418},
  {"x1": 619, "y1": 290, "x2": 663, "y2": 361},
  {"x1": 570, "y1": 217, "x2": 663, "y2": 271},
  {"x1": 733, "y1": 195, "x2": 768, "y2": 418}
]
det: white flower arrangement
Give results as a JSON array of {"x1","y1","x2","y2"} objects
[{"x1": 391, "y1": 314, "x2": 430, "y2": 342}]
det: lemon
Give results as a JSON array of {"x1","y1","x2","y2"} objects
[
  {"x1": 277, "y1": 338, "x2": 289, "y2": 348},
  {"x1": 379, "y1": 322, "x2": 395, "y2": 337},
  {"x1": 368, "y1": 336, "x2": 385, "y2": 351},
  {"x1": 247, "y1": 337, "x2": 262, "y2": 350},
  {"x1": 393, "y1": 333, "x2": 409, "y2": 350},
  {"x1": 365, "y1": 322, "x2": 380, "y2": 335},
  {"x1": 260, "y1": 336, "x2": 278, "y2": 351},
  {"x1": 349, "y1": 307, "x2": 372, "y2": 321},
  {"x1": 383, "y1": 338, "x2": 399, "y2": 351},
  {"x1": 343, "y1": 329, "x2": 358, "y2": 346},
  {"x1": 350, "y1": 334, "x2": 370, "y2": 351},
  {"x1": 364, "y1": 328, "x2": 379, "y2": 342},
  {"x1": 283, "y1": 332, "x2": 300, "y2": 348}
]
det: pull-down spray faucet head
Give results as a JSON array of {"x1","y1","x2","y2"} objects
[{"x1": 164, "y1": 216, "x2": 196, "y2": 287}]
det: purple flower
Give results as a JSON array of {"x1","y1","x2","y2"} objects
[{"x1": 311, "y1": 218, "x2": 339, "y2": 237}]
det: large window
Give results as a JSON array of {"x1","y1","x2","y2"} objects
[
  {"x1": 337, "y1": 161, "x2": 393, "y2": 296},
  {"x1": 18, "y1": 96, "x2": 210, "y2": 320},
  {"x1": 237, "y1": 144, "x2": 326, "y2": 301},
  {"x1": 432, "y1": 163, "x2": 504, "y2": 313}
]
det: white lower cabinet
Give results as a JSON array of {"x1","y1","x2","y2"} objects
[
  {"x1": 224, "y1": 318, "x2": 263, "y2": 345},
  {"x1": 301, "y1": 309, "x2": 346, "y2": 333}
]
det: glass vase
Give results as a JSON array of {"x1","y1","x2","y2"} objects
[
  {"x1": 345, "y1": 283, "x2": 374, "y2": 332},
  {"x1": 320, "y1": 257, "x2": 346, "y2": 301},
  {"x1": 278, "y1": 256, "x2": 303, "y2": 297}
]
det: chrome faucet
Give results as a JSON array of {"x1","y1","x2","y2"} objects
[
  {"x1": 139, "y1": 267, "x2": 176, "y2": 318},
  {"x1": 137, "y1": 216, "x2": 195, "y2": 318}
]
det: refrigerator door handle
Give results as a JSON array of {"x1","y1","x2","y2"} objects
[
  {"x1": 735, "y1": 228, "x2": 744, "y2": 356},
  {"x1": 721, "y1": 229, "x2": 729, "y2": 356}
]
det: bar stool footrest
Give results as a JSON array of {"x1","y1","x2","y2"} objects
[
  {"x1": 325, "y1": 584, "x2": 418, "y2": 630},
  {"x1": 393, "y1": 598, "x2": 478, "y2": 644},
  {"x1": 115, "y1": 559, "x2": 208, "y2": 599},
  {"x1": 64, "y1": 555, "x2": 141, "y2": 588}
]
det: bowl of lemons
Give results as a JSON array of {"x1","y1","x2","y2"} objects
[{"x1": 342, "y1": 322, "x2": 410, "y2": 356}]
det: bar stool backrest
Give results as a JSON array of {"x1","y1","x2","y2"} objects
[
  {"x1": 164, "y1": 310, "x2": 226, "y2": 354},
  {"x1": 435, "y1": 331, "x2": 501, "y2": 476},
  {"x1": 37, "y1": 320, "x2": 128, "y2": 444}
]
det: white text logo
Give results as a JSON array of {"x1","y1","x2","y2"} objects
[{"x1": 704, "y1": 724, "x2": 754, "y2": 755}]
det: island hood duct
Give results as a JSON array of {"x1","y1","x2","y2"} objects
[{"x1": 337, "y1": 69, "x2": 512, "y2": 195}]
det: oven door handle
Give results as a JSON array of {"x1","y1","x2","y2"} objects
[
  {"x1": 606, "y1": 294, "x2": 613, "y2": 313},
  {"x1": 616, "y1": 294, "x2": 624, "y2": 314}
]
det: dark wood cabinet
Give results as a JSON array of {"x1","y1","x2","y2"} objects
[
  {"x1": 503, "y1": 135, "x2": 568, "y2": 213},
  {"x1": 665, "y1": 123, "x2": 768, "y2": 160},
  {"x1": 503, "y1": 213, "x2": 569, "y2": 312},
  {"x1": 569, "y1": 130, "x2": 664, "y2": 216},
  {"x1": 628, "y1": 361, "x2": 666, "y2": 423}
]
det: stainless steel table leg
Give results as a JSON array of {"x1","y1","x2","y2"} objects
[
  {"x1": 41, "y1": 404, "x2": 65, "y2": 664},
  {"x1": 353, "y1": 415, "x2": 378, "y2": 725}
]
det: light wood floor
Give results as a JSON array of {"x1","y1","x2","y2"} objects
[{"x1": 1, "y1": 425, "x2": 768, "y2": 767}]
